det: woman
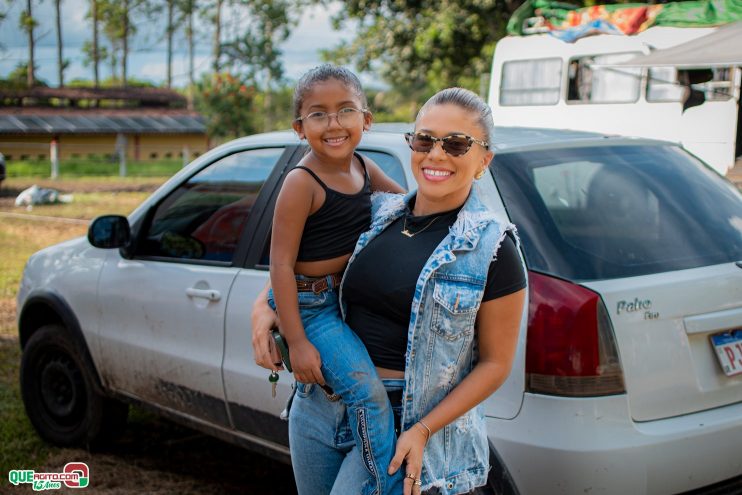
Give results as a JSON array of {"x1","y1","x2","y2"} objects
[{"x1": 252, "y1": 87, "x2": 527, "y2": 495}]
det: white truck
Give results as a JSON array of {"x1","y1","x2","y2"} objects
[{"x1": 488, "y1": 24, "x2": 742, "y2": 175}]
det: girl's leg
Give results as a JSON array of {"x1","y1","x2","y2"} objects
[
  {"x1": 301, "y1": 292, "x2": 403, "y2": 495},
  {"x1": 289, "y1": 382, "x2": 355, "y2": 495}
]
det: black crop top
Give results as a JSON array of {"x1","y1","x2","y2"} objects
[
  {"x1": 295, "y1": 153, "x2": 372, "y2": 262},
  {"x1": 343, "y1": 205, "x2": 527, "y2": 371}
]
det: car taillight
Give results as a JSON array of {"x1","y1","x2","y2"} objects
[{"x1": 526, "y1": 271, "x2": 625, "y2": 397}]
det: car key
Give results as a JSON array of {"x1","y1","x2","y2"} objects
[{"x1": 269, "y1": 370, "x2": 279, "y2": 398}]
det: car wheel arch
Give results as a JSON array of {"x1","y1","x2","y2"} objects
[{"x1": 18, "y1": 291, "x2": 105, "y2": 395}]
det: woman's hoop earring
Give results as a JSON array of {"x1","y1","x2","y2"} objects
[{"x1": 475, "y1": 168, "x2": 486, "y2": 180}]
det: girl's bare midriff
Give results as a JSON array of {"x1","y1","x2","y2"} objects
[{"x1": 294, "y1": 253, "x2": 352, "y2": 278}]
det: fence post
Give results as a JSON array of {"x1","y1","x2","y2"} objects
[
  {"x1": 116, "y1": 133, "x2": 127, "y2": 177},
  {"x1": 50, "y1": 138, "x2": 59, "y2": 179},
  {"x1": 182, "y1": 146, "x2": 190, "y2": 168}
]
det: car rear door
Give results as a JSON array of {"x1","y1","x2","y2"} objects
[
  {"x1": 95, "y1": 146, "x2": 294, "y2": 426},
  {"x1": 493, "y1": 142, "x2": 742, "y2": 420}
]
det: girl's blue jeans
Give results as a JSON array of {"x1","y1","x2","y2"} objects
[{"x1": 268, "y1": 282, "x2": 403, "y2": 495}]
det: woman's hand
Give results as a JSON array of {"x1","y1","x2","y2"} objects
[
  {"x1": 288, "y1": 337, "x2": 325, "y2": 385},
  {"x1": 388, "y1": 424, "x2": 429, "y2": 495},
  {"x1": 251, "y1": 286, "x2": 282, "y2": 371}
]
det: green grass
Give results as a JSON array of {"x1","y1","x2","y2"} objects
[{"x1": 7, "y1": 158, "x2": 185, "y2": 177}]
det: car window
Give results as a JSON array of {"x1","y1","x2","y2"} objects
[
  {"x1": 137, "y1": 148, "x2": 284, "y2": 263},
  {"x1": 359, "y1": 150, "x2": 407, "y2": 189},
  {"x1": 493, "y1": 144, "x2": 742, "y2": 280}
]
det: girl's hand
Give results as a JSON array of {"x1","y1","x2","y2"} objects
[
  {"x1": 388, "y1": 424, "x2": 428, "y2": 495},
  {"x1": 251, "y1": 296, "x2": 282, "y2": 371},
  {"x1": 289, "y1": 338, "x2": 325, "y2": 385}
]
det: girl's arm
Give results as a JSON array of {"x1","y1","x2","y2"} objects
[
  {"x1": 362, "y1": 155, "x2": 406, "y2": 194},
  {"x1": 270, "y1": 170, "x2": 326, "y2": 385},
  {"x1": 388, "y1": 288, "x2": 526, "y2": 493},
  {"x1": 251, "y1": 281, "x2": 282, "y2": 371}
]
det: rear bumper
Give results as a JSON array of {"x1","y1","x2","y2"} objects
[{"x1": 488, "y1": 394, "x2": 742, "y2": 495}]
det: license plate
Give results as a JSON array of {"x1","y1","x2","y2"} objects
[{"x1": 710, "y1": 330, "x2": 742, "y2": 377}]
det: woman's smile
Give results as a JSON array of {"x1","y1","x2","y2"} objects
[{"x1": 421, "y1": 167, "x2": 454, "y2": 181}]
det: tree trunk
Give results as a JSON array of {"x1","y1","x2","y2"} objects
[
  {"x1": 212, "y1": 0, "x2": 222, "y2": 73},
  {"x1": 166, "y1": 0, "x2": 174, "y2": 88},
  {"x1": 26, "y1": 0, "x2": 35, "y2": 87},
  {"x1": 187, "y1": 4, "x2": 194, "y2": 109},
  {"x1": 122, "y1": 0, "x2": 129, "y2": 87},
  {"x1": 56, "y1": 0, "x2": 64, "y2": 87},
  {"x1": 92, "y1": 0, "x2": 99, "y2": 88}
]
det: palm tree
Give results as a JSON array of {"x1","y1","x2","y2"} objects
[
  {"x1": 55, "y1": 0, "x2": 64, "y2": 86},
  {"x1": 21, "y1": 0, "x2": 36, "y2": 87}
]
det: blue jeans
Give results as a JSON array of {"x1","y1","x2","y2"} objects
[
  {"x1": 268, "y1": 283, "x2": 403, "y2": 495},
  {"x1": 288, "y1": 378, "x2": 406, "y2": 495}
]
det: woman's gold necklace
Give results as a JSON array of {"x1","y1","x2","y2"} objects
[{"x1": 401, "y1": 214, "x2": 440, "y2": 238}]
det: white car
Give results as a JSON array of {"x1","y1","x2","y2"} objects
[{"x1": 17, "y1": 125, "x2": 742, "y2": 494}]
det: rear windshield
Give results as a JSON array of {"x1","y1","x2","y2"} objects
[{"x1": 493, "y1": 144, "x2": 742, "y2": 280}]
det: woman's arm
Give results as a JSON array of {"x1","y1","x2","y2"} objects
[
  {"x1": 363, "y1": 155, "x2": 406, "y2": 194},
  {"x1": 388, "y1": 288, "x2": 526, "y2": 492},
  {"x1": 270, "y1": 170, "x2": 326, "y2": 385}
]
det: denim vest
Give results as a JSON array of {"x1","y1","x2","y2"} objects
[{"x1": 340, "y1": 184, "x2": 517, "y2": 495}]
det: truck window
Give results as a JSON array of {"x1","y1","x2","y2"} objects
[
  {"x1": 647, "y1": 67, "x2": 685, "y2": 102},
  {"x1": 500, "y1": 58, "x2": 562, "y2": 106},
  {"x1": 567, "y1": 53, "x2": 641, "y2": 104}
]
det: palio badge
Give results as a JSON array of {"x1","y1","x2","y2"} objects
[
  {"x1": 8, "y1": 462, "x2": 89, "y2": 491},
  {"x1": 616, "y1": 298, "x2": 658, "y2": 320}
]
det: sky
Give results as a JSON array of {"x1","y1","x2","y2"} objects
[{"x1": 0, "y1": 0, "x2": 362, "y2": 88}]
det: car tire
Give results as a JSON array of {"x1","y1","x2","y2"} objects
[{"x1": 20, "y1": 324, "x2": 128, "y2": 448}]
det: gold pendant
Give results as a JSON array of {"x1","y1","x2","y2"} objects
[{"x1": 401, "y1": 229, "x2": 413, "y2": 237}]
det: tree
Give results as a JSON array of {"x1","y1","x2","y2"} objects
[
  {"x1": 222, "y1": 0, "x2": 296, "y2": 129},
  {"x1": 165, "y1": 0, "x2": 176, "y2": 87},
  {"x1": 20, "y1": 0, "x2": 37, "y2": 87},
  {"x1": 55, "y1": 0, "x2": 67, "y2": 86},
  {"x1": 182, "y1": 0, "x2": 195, "y2": 106},
  {"x1": 196, "y1": 72, "x2": 260, "y2": 138},
  {"x1": 325, "y1": 0, "x2": 524, "y2": 98},
  {"x1": 211, "y1": 0, "x2": 223, "y2": 73},
  {"x1": 99, "y1": 0, "x2": 153, "y2": 87},
  {"x1": 85, "y1": 0, "x2": 102, "y2": 87}
]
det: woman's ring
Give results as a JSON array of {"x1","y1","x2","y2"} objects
[
  {"x1": 406, "y1": 473, "x2": 416, "y2": 480},
  {"x1": 414, "y1": 479, "x2": 423, "y2": 486}
]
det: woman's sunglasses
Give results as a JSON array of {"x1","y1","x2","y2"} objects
[{"x1": 404, "y1": 132, "x2": 489, "y2": 157}]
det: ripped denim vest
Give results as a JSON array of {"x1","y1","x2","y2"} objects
[{"x1": 340, "y1": 184, "x2": 517, "y2": 495}]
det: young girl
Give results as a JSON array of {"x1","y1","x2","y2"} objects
[{"x1": 268, "y1": 64, "x2": 405, "y2": 494}]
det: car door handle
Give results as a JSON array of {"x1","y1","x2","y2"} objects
[{"x1": 185, "y1": 288, "x2": 221, "y2": 301}]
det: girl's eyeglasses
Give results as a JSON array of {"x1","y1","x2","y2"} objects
[
  {"x1": 404, "y1": 132, "x2": 489, "y2": 157},
  {"x1": 295, "y1": 107, "x2": 367, "y2": 129}
]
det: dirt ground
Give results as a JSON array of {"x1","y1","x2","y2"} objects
[{"x1": 1, "y1": 178, "x2": 297, "y2": 494}]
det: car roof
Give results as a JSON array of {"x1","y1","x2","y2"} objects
[{"x1": 222, "y1": 124, "x2": 672, "y2": 153}]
